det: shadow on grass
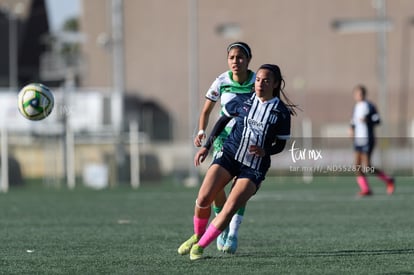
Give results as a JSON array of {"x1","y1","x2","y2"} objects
[
  {"x1": 304, "y1": 248, "x2": 414, "y2": 257},
  {"x1": 236, "y1": 248, "x2": 414, "y2": 259}
]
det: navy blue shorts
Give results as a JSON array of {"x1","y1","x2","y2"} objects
[
  {"x1": 354, "y1": 141, "x2": 375, "y2": 155},
  {"x1": 211, "y1": 150, "x2": 267, "y2": 192}
]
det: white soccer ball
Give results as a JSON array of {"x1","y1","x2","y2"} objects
[{"x1": 17, "y1": 83, "x2": 54, "y2": 121}]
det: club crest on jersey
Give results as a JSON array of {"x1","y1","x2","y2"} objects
[
  {"x1": 211, "y1": 91, "x2": 219, "y2": 97},
  {"x1": 269, "y1": 111, "x2": 279, "y2": 124},
  {"x1": 207, "y1": 90, "x2": 220, "y2": 101}
]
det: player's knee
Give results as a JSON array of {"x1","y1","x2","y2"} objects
[{"x1": 195, "y1": 198, "x2": 210, "y2": 209}]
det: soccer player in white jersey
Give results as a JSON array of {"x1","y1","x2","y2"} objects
[
  {"x1": 179, "y1": 64, "x2": 296, "y2": 261},
  {"x1": 193, "y1": 42, "x2": 255, "y2": 253},
  {"x1": 350, "y1": 85, "x2": 395, "y2": 196}
]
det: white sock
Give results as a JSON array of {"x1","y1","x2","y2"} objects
[{"x1": 228, "y1": 214, "x2": 243, "y2": 237}]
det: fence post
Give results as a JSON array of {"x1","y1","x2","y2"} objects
[
  {"x1": 302, "y1": 118, "x2": 313, "y2": 183},
  {"x1": 130, "y1": 120, "x2": 140, "y2": 189},
  {"x1": 66, "y1": 123, "x2": 75, "y2": 189},
  {"x1": 1, "y1": 127, "x2": 9, "y2": 193}
]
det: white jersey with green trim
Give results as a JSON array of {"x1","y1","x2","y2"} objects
[
  {"x1": 205, "y1": 70, "x2": 255, "y2": 131},
  {"x1": 205, "y1": 70, "x2": 255, "y2": 108}
]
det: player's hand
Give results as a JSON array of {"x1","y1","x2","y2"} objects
[
  {"x1": 194, "y1": 147, "x2": 209, "y2": 166},
  {"x1": 194, "y1": 131, "x2": 206, "y2": 147},
  {"x1": 249, "y1": 145, "x2": 265, "y2": 157}
]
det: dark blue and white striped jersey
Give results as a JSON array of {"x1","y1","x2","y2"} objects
[{"x1": 222, "y1": 94, "x2": 291, "y2": 170}]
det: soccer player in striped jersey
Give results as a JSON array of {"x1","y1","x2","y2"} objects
[
  {"x1": 193, "y1": 42, "x2": 255, "y2": 253},
  {"x1": 179, "y1": 64, "x2": 296, "y2": 261},
  {"x1": 350, "y1": 85, "x2": 395, "y2": 196}
]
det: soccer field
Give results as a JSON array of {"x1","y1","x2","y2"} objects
[{"x1": 1, "y1": 176, "x2": 413, "y2": 274}]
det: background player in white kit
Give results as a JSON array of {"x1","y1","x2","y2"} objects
[{"x1": 349, "y1": 85, "x2": 395, "y2": 196}]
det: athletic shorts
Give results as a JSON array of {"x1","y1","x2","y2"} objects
[
  {"x1": 211, "y1": 150, "x2": 267, "y2": 192},
  {"x1": 354, "y1": 140, "x2": 375, "y2": 155}
]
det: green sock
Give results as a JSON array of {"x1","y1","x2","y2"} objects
[
  {"x1": 213, "y1": 205, "x2": 222, "y2": 215},
  {"x1": 236, "y1": 207, "x2": 245, "y2": 216}
]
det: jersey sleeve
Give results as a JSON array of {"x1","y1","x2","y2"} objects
[
  {"x1": 205, "y1": 77, "x2": 222, "y2": 102},
  {"x1": 368, "y1": 103, "x2": 381, "y2": 125},
  {"x1": 276, "y1": 111, "x2": 291, "y2": 140},
  {"x1": 350, "y1": 106, "x2": 355, "y2": 128}
]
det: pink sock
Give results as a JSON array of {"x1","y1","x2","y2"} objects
[
  {"x1": 198, "y1": 224, "x2": 222, "y2": 248},
  {"x1": 376, "y1": 171, "x2": 392, "y2": 183},
  {"x1": 193, "y1": 216, "x2": 209, "y2": 236},
  {"x1": 357, "y1": 175, "x2": 370, "y2": 192}
]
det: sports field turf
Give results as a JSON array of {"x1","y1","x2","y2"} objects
[{"x1": 1, "y1": 176, "x2": 413, "y2": 274}]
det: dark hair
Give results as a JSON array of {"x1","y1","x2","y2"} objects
[
  {"x1": 227, "y1": 42, "x2": 252, "y2": 59},
  {"x1": 258, "y1": 64, "x2": 298, "y2": 115},
  {"x1": 355, "y1": 84, "x2": 367, "y2": 98}
]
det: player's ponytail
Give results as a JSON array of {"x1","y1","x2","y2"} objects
[{"x1": 258, "y1": 64, "x2": 299, "y2": 116}]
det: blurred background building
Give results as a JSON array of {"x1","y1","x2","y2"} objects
[
  {"x1": 80, "y1": 0, "x2": 414, "y2": 140},
  {"x1": 0, "y1": 0, "x2": 413, "y2": 189},
  {"x1": 0, "y1": 0, "x2": 49, "y2": 87}
]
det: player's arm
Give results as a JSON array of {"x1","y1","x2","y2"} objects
[
  {"x1": 194, "y1": 115, "x2": 231, "y2": 166},
  {"x1": 267, "y1": 110, "x2": 290, "y2": 155},
  {"x1": 203, "y1": 115, "x2": 231, "y2": 151},
  {"x1": 267, "y1": 138, "x2": 287, "y2": 155},
  {"x1": 249, "y1": 138, "x2": 286, "y2": 157},
  {"x1": 349, "y1": 117, "x2": 355, "y2": 137},
  {"x1": 194, "y1": 99, "x2": 216, "y2": 147},
  {"x1": 349, "y1": 127, "x2": 355, "y2": 138},
  {"x1": 368, "y1": 104, "x2": 381, "y2": 125}
]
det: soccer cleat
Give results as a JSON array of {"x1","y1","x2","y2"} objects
[
  {"x1": 190, "y1": 244, "x2": 204, "y2": 261},
  {"x1": 386, "y1": 178, "x2": 395, "y2": 195},
  {"x1": 222, "y1": 235, "x2": 238, "y2": 254},
  {"x1": 216, "y1": 227, "x2": 229, "y2": 251},
  {"x1": 178, "y1": 234, "x2": 199, "y2": 255},
  {"x1": 358, "y1": 190, "x2": 372, "y2": 197}
]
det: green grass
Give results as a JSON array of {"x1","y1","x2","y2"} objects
[{"x1": 1, "y1": 176, "x2": 413, "y2": 274}]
